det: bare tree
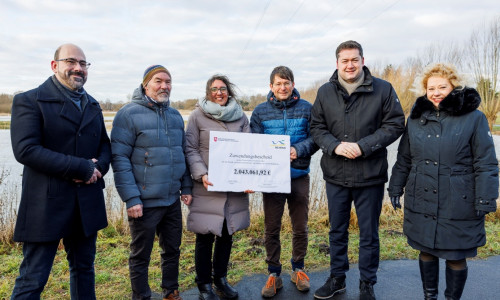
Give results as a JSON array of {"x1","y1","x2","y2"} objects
[
  {"x1": 417, "y1": 40, "x2": 464, "y2": 70},
  {"x1": 466, "y1": 16, "x2": 500, "y2": 131},
  {"x1": 371, "y1": 58, "x2": 422, "y2": 117}
]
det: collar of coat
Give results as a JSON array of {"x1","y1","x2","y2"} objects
[
  {"x1": 410, "y1": 87, "x2": 481, "y2": 119},
  {"x1": 267, "y1": 88, "x2": 301, "y2": 109},
  {"x1": 329, "y1": 66, "x2": 374, "y2": 95}
]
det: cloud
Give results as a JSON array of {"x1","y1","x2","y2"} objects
[{"x1": 0, "y1": 0, "x2": 498, "y2": 102}]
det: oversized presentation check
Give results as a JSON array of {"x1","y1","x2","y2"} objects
[{"x1": 207, "y1": 131, "x2": 291, "y2": 193}]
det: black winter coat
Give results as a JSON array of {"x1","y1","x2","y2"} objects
[
  {"x1": 311, "y1": 67, "x2": 405, "y2": 187},
  {"x1": 388, "y1": 87, "x2": 498, "y2": 250},
  {"x1": 10, "y1": 77, "x2": 111, "y2": 242}
]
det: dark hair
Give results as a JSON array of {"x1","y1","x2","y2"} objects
[
  {"x1": 205, "y1": 74, "x2": 237, "y2": 100},
  {"x1": 335, "y1": 40, "x2": 363, "y2": 59},
  {"x1": 270, "y1": 66, "x2": 294, "y2": 84}
]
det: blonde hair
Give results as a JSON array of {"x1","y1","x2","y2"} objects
[{"x1": 416, "y1": 63, "x2": 463, "y2": 94}]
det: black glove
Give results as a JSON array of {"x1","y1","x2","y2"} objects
[
  {"x1": 476, "y1": 210, "x2": 487, "y2": 217},
  {"x1": 390, "y1": 196, "x2": 401, "y2": 210}
]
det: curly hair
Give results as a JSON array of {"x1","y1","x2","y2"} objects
[
  {"x1": 418, "y1": 63, "x2": 463, "y2": 93},
  {"x1": 205, "y1": 74, "x2": 237, "y2": 101}
]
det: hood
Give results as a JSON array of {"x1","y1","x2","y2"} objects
[
  {"x1": 410, "y1": 87, "x2": 481, "y2": 119},
  {"x1": 266, "y1": 88, "x2": 301, "y2": 109}
]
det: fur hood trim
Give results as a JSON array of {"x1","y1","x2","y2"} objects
[{"x1": 410, "y1": 87, "x2": 481, "y2": 119}]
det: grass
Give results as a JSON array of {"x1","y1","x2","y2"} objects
[{"x1": 0, "y1": 204, "x2": 499, "y2": 299}]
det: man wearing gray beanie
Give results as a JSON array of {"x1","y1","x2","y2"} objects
[{"x1": 111, "y1": 65, "x2": 192, "y2": 300}]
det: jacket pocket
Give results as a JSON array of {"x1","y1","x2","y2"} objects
[
  {"x1": 404, "y1": 171, "x2": 416, "y2": 211},
  {"x1": 448, "y1": 173, "x2": 475, "y2": 219},
  {"x1": 362, "y1": 154, "x2": 387, "y2": 181},
  {"x1": 142, "y1": 152, "x2": 153, "y2": 190}
]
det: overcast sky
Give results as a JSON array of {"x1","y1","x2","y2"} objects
[{"x1": 0, "y1": 0, "x2": 498, "y2": 102}]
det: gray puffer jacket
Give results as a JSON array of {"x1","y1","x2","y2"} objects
[
  {"x1": 111, "y1": 86, "x2": 192, "y2": 209},
  {"x1": 185, "y1": 105, "x2": 250, "y2": 236}
]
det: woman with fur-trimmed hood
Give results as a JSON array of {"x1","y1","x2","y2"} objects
[{"x1": 388, "y1": 63, "x2": 498, "y2": 300}]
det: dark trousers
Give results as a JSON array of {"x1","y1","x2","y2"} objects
[
  {"x1": 11, "y1": 232, "x2": 98, "y2": 300},
  {"x1": 326, "y1": 182, "x2": 384, "y2": 283},
  {"x1": 263, "y1": 175, "x2": 309, "y2": 274},
  {"x1": 128, "y1": 201, "x2": 182, "y2": 300},
  {"x1": 195, "y1": 220, "x2": 233, "y2": 284}
]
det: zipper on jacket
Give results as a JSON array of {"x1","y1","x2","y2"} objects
[
  {"x1": 283, "y1": 106, "x2": 288, "y2": 134},
  {"x1": 161, "y1": 106, "x2": 169, "y2": 135}
]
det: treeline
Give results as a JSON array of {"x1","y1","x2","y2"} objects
[
  {"x1": 171, "y1": 94, "x2": 269, "y2": 111},
  {"x1": 171, "y1": 79, "x2": 324, "y2": 111},
  {"x1": 0, "y1": 94, "x2": 14, "y2": 114}
]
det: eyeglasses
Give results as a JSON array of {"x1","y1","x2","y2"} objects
[
  {"x1": 210, "y1": 87, "x2": 228, "y2": 93},
  {"x1": 56, "y1": 58, "x2": 91, "y2": 69},
  {"x1": 273, "y1": 82, "x2": 292, "y2": 88}
]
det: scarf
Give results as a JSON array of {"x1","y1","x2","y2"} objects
[
  {"x1": 51, "y1": 75, "x2": 87, "y2": 111},
  {"x1": 198, "y1": 97, "x2": 244, "y2": 122},
  {"x1": 338, "y1": 70, "x2": 365, "y2": 96}
]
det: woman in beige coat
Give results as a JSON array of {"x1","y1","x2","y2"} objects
[{"x1": 185, "y1": 74, "x2": 251, "y2": 300}]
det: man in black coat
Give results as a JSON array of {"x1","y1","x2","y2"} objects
[
  {"x1": 311, "y1": 41, "x2": 405, "y2": 300},
  {"x1": 10, "y1": 43, "x2": 111, "y2": 299}
]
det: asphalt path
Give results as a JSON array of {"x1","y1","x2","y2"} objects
[{"x1": 178, "y1": 255, "x2": 500, "y2": 300}]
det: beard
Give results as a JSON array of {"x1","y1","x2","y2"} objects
[
  {"x1": 61, "y1": 70, "x2": 87, "y2": 90},
  {"x1": 156, "y1": 89, "x2": 170, "y2": 103}
]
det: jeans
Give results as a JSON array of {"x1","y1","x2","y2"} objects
[
  {"x1": 195, "y1": 220, "x2": 233, "y2": 284},
  {"x1": 263, "y1": 175, "x2": 309, "y2": 274},
  {"x1": 11, "y1": 232, "x2": 98, "y2": 300},
  {"x1": 128, "y1": 201, "x2": 182, "y2": 300},
  {"x1": 326, "y1": 182, "x2": 384, "y2": 283}
]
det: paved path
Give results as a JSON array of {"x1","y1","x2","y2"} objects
[{"x1": 179, "y1": 255, "x2": 500, "y2": 300}]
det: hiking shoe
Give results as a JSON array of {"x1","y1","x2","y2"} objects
[
  {"x1": 163, "y1": 290, "x2": 182, "y2": 300},
  {"x1": 314, "y1": 276, "x2": 346, "y2": 299},
  {"x1": 291, "y1": 269, "x2": 310, "y2": 292},
  {"x1": 359, "y1": 280, "x2": 376, "y2": 300},
  {"x1": 261, "y1": 273, "x2": 283, "y2": 298}
]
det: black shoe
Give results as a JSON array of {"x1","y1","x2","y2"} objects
[
  {"x1": 359, "y1": 280, "x2": 376, "y2": 300},
  {"x1": 314, "y1": 276, "x2": 346, "y2": 299},
  {"x1": 213, "y1": 277, "x2": 238, "y2": 299},
  {"x1": 198, "y1": 283, "x2": 221, "y2": 300}
]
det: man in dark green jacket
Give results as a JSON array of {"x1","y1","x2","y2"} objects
[{"x1": 311, "y1": 41, "x2": 405, "y2": 300}]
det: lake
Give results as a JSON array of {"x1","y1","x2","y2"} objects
[{"x1": 2, "y1": 129, "x2": 500, "y2": 220}]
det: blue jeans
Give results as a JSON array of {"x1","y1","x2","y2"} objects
[
  {"x1": 128, "y1": 201, "x2": 182, "y2": 300},
  {"x1": 326, "y1": 182, "x2": 384, "y2": 283},
  {"x1": 11, "y1": 233, "x2": 98, "y2": 300}
]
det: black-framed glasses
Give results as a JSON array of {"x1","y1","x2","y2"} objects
[
  {"x1": 210, "y1": 87, "x2": 228, "y2": 93},
  {"x1": 56, "y1": 58, "x2": 91, "y2": 69}
]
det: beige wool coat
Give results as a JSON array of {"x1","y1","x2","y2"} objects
[{"x1": 185, "y1": 105, "x2": 251, "y2": 236}]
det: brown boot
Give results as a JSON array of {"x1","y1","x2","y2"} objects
[{"x1": 163, "y1": 290, "x2": 182, "y2": 300}]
